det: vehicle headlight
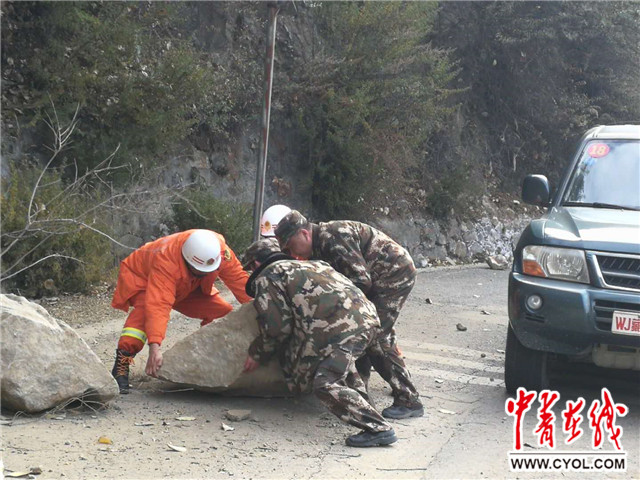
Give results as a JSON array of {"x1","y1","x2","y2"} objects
[{"x1": 522, "y1": 246, "x2": 589, "y2": 283}]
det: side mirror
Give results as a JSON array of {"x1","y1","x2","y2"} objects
[{"x1": 522, "y1": 174, "x2": 550, "y2": 206}]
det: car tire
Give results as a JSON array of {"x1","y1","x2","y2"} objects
[{"x1": 504, "y1": 324, "x2": 549, "y2": 394}]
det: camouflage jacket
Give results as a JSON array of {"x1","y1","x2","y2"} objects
[
  {"x1": 248, "y1": 259, "x2": 380, "y2": 393},
  {"x1": 310, "y1": 221, "x2": 416, "y2": 297}
]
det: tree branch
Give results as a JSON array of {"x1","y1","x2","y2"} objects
[
  {"x1": 27, "y1": 102, "x2": 80, "y2": 222},
  {"x1": 0, "y1": 255, "x2": 83, "y2": 282},
  {"x1": 46, "y1": 219, "x2": 136, "y2": 250},
  {"x1": 1, "y1": 232, "x2": 56, "y2": 276}
]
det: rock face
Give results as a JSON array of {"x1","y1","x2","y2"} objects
[
  {"x1": 371, "y1": 203, "x2": 536, "y2": 266},
  {"x1": 0, "y1": 294, "x2": 119, "y2": 413},
  {"x1": 159, "y1": 303, "x2": 288, "y2": 396}
]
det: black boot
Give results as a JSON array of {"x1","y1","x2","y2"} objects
[
  {"x1": 111, "y1": 349, "x2": 135, "y2": 394},
  {"x1": 382, "y1": 403, "x2": 424, "y2": 419},
  {"x1": 346, "y1": 429, "x2": 397, "y2": 447}
]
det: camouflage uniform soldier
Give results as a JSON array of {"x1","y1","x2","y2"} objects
[
  {"x1": 241, "y1": 237, "x2": 280, "y2": 270},
  {"x1": 275, "y1": 211, "x2": 423, "y2": 419},
  {"x1": 242, "y1": 239, "x2": 397, "y2": 447}
]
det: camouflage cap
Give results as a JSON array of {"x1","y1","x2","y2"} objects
[
  {"x1": 274, "y1": 210, "x2": 308, "y2": 248},
  {"x1": 241, "y1": 237, "x2": 281, "y2": 270}
]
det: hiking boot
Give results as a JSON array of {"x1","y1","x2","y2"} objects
[
  {"x1": 382, "y1": 403, "x2": 424, "y2": 419},
  {"x1": 111, "y1": 349, "x2": 135, "y2": 394},
  {"x1": 346, "y1": 429, "x2": 397, "y2": 448}
]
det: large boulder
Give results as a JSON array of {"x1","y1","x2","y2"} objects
[
  {"x1": 0, "y1": 294, "x2": 119, "y2": 413},
  {"x1": 159, "y1": 303, "x2": 288, "y2": 396}
]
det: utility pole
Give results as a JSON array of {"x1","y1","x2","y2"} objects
[{"x1": 252, "y1": 2, "x2": 280, "y2": 241}]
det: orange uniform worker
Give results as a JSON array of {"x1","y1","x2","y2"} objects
[{"x1": 110, "y1": 229, "x2": 252, "y2": 393}]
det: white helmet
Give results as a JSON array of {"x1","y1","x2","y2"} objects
[
  {"x1": 260, "y1": 204, "x2": 292, "y2": 237},
  {"x1": 182, "y1": 230, "x2": 222, "y2": 273}
]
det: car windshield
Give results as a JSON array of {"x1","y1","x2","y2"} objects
[{"x1": 562, "y1": 139, "x2": 640, "y2": 210}]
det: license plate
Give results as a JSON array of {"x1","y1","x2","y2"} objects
[{"x1": 612, "y1": 310, "x2": 640, "y2": 336}]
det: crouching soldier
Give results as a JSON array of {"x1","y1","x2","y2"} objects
[
  {"x1": 275, "y1": 211, "x2": 423, "y2": 419},
  {"x1": 242, "y1": 239, "x2": 397, "y2": 447}
]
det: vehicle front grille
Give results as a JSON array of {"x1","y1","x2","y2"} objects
[
  {"x1": 594, "y1": 299, "x2": 640, "y2": 331},
  {"x1": 595, "y1": 254, "x2": 640, "y2": 292}
]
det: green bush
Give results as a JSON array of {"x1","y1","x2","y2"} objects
[
  {"x1": 170, "y1": 190, "x2": 253, "y2": 253},
  {"x1": 287, "y1": 2, "x2": 459, "y2": 219},
  {"x1": 1, "y1": 162, "x2": 116, "y2": 297},
  {"x1": 425, "y1": 164, "x2": 478, "y2": 219}
]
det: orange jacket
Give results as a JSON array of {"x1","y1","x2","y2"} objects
[{"x1": 112, "y1": 230, "x2": 251, "y2": 345}]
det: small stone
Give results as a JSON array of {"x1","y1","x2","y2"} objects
[
  {"x1": 480, "y1": 353, "x2": 486, "y2": 358},
  {"x1": 486, "y1": 255, "x2": 509, "y2": 270},
  {"x1": 425, "y1": 298, "x2": 433, "y2": 305},
  {"x1": 225, "y1": 410, "x2": 252, "y2": 422},
  {"x1": 456, "y1": 323, "x2": 467, "y2": 332}
]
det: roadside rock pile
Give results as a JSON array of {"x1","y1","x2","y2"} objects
[
  {"x1": 159, "y1": 303, "x2": 288, "y2": 396},
  {"x1": 374, "y1": 195, "x2": 538, "y2": 266},
  {"x1": 0, "y1": 294, "x2": 119, "y2": 413}
]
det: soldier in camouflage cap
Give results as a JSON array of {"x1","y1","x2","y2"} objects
[
  {"x1": 274, "y1": 210, "x2": 309, "y2": 250},
  {"x1": 241, "y1": 237, "x2": 280, "y2": 271},
  {"x1": 275, "y1": 210, "x2": 423, "y2": 420},
  {"x1": 243, "y1": 253, "x2": 397, "y2": 447}
]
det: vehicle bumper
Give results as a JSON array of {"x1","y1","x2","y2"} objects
[{"x1": 508, "y1": 272, "x2": 640, "y2": 356}]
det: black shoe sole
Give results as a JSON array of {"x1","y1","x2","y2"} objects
[
  {"x1": 346, "y1": 431, "x2": 398, "y2": 447},
  {"x1": 382, "y1": 406, "x2": 425, "y2": 419}
]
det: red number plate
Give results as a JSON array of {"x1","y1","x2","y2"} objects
[{"x1": 612, "y1": 310, "x2": 640, "y2": 336}]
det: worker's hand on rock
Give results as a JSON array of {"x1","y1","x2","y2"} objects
[
  {"x1": 145, "y1": 343, "x2": 163, "y2": 377},
  {"x1": 243, "y1": 355, "x2": 259, "y2": 373}
]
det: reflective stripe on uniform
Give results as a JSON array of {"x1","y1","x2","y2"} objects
[{"x1": 120, "y1": 327, "x2": 147, "y2": 344}]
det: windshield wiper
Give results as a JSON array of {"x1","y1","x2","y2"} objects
[{"x1": 563, "y1": 201, "x2": 640, "y2": 211}]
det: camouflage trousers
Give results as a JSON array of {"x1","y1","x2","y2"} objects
[
  {"x1": 313, "y1": 333, "x2": 392, "y2": 433},
  {"x1": 355, "y1": 275, "x2": 421, "y2": 407}
]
